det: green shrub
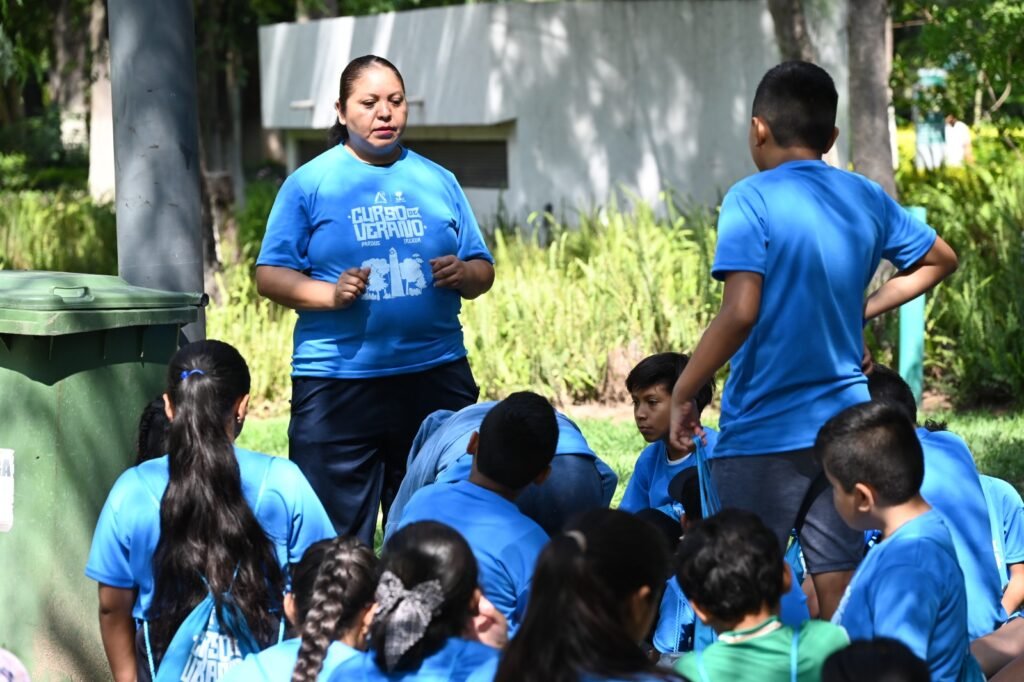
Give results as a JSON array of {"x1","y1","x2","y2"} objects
[{"x1": 0, "y1": 190, "x2": 116, "y2": 273}]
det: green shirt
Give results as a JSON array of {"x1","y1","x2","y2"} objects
[{"x1": 674, "y1": 617, "x2": 848, "y2": 682}]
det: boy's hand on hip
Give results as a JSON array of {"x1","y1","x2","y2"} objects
[
  {"x1": 669, "y1": 398, "x2": 704, "y2": 454},
  {"x1": 334, "y1": 266, "x2": 370, "y2": 308}
]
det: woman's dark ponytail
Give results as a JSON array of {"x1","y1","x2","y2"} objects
[
  {"x1": 327, "y1": 54, "x2": 405, "y2": 149},
  {"x1": 148, "y1": 340, "x2": 283, "y2": 653},
  {"x1": 495, "y1": 509, "x2": 678, "y2": 682},
  {"x1": 291, "y1": 537, "x2": 378, "y2": 682}
]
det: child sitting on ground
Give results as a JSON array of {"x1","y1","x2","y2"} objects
[
  {"x1": 867, "y1": 365, "x2": 1006, "y2": 638},
  {"x1": 979, "y1": 474, "x2": 1024, "y2": 617},
  {"x1": 673, "y1": 508, "x2": 848, "y2": 681},
  {"x1": 620, "y1": 352, "x2": 715, "y2": 523},
  {"x1": 328, "y1": 521, "x2": 501, "y2": 681},
  {"x1": 224, "y1": 536, "x2": 377, "y2": 681},
  {"x1": 818, "y1": 401, "x2": 983, "y2": 681},
  {"x1": 393, "y1": 391, "x2": 557, "y2": 634}
]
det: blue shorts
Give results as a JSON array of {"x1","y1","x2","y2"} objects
[{"x1": 710, "y1": 449, "x2": 864, "y2": 574}]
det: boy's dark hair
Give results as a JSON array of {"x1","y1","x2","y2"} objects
[
  {"x1": 752, "y1": 61, "x2": 838, "y2": 152},
  {"x1": 476, "y1": 391, "x2": 558, "y2": 489},
  {"x1": 815, "y1": 401, "x2": 924, "y2": 505},
  {"x1": 136, "y1": 395, "x2": 170, "y2": 465},
  {"x1": 496, "y1": 509, "x2": 675, "y2": 682},
  {"x1": 625, "y1": 352, "x2": 714, "y2": 413},
  {"x1": 822, "y1": 638, "x2": 930, "y2": 682},
  {"x1": 867, "y1": 365, "x2": 947, "y2": 432},
  {"x1": 291, "y1": 537, "x2": 378, "y2": 682},
  {"x1": 675, "y1": 508, "x2": 784, "y2": 624}
]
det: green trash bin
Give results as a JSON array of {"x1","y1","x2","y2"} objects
[{"x1": 0, "y1": 271, "x2": 204, "y2": 681}]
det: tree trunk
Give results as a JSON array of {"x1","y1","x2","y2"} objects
[
  {"x1": 766, "y1": 0, "x2": 817, "y2": 62},
  {"x1": 88, "y1": 0, "x2": 116, "y2": 202},
  {"x1": 848, "y1": 0, "x2": 897, "y2": 199},
  {"x1": 51, "y1": 0, "x2": 90, "y2": 148}
]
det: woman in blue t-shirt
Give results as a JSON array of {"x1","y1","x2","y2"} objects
[
  {"x1": 85, "y1": 340, "x2": 335, "y2": 681},
  {"x1": 328, "y1": 521, "x2": 501, "y2": 681},
  {"x1": 255, "y1": 55, "x2": 495, "y2": 545}
]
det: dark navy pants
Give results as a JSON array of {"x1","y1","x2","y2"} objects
[{"x1": 288, "y1": 358, "x2": 479, "y2": 545}]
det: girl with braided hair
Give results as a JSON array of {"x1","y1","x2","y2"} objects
[
  {"x1": 328, "y1": 521, "x2": 503, "y2": 681},
  {"x1": 223, "y1": 536, "x2": 378, "y2": 681}
]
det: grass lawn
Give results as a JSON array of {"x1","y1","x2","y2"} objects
[{"x1": 237, "y1": 410, "x2": 1024, "y2": 507}]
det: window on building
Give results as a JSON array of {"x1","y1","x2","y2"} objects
[{"x1": 403, "y1": 140, "x2": 508, "y2": 189}]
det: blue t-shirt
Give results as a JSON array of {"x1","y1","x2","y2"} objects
[
  {"x1": 327, "y1": 637, "x2": 498, "y2": 682},
  {"x1": 85, "y1": 447, "x2": 335, "y2": 619},
  {"x1": 222, "y1": 638, "x2": 358, "y2": 682},
  {"x1": 619, "y1": 429, "x2": 719, "y2": 519},
  {"x1": 712, "y1": 160, "x2": 936, "y2": 456},
  {"x1": 917, "y1": 428, "x2": 1006, "y2": 637},
  {"x1": 396, "y1": 480, "x2": 548, "y2": 635},
  {"x1": 257, "y1": 145, "x2": 494, "y2": 378},
  {"x1": 384, "y1": 405, "x2": 600, "y2": 541},
  {"x1": 981, "y1": 474, "x2": 1024, "y2": 588},
  {"x1": 832, "y1": 511, "x2": 983, "y2": 682}
]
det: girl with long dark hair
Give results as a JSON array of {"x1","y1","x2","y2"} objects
[
  {"x1": 223, "y1": 536, "x2": 378, "y2": 682},
  {"x1": 86, "y1": 340, "x2": 335, "y2": 681},
  {"x1": 327, "y1": 521, "x2": 500, "y2": 681},
  {"x1": 495, "y1": 509, "x2": 684, "y2": 682}
]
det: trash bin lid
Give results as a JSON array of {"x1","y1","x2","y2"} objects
[{"x1": 0, "y1": 271, "x2": 205, "y2": 336}]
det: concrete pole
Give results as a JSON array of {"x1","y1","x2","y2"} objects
[{"x1": 108, "y1": 0, "x2": 205, "y2": 339}]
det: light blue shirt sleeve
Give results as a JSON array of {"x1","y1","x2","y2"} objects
[
  {"x1": 712, "y1": 183, "x2": 768, "y2": 279},
  {"x1": 256, "y1": 174, "x2": 314, "y2": 271},
  {"x1": 274, "y1": 459, "x2": 336, "y2": 564},
  {"x1": 851, "y1": 562, "x2": 944, "y2": 661},
  {"x1": 619, "y1": 448, "x2": 655, "y2": 513},
  {"x1": 85, "y1": 470, "x2": 138, "y2": 588},
  {"x1": 877, "y1": 186, "x2": 937, "y2": 270},
  {"x1": 450, "y1": 179, "x2": 493, "y2": 264}
]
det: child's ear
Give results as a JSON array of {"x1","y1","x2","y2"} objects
[
  {"x1": 751, "y1": 116, "x2": 771, "y2": 147},
  {"x1": 690, "y1": 598, "x2": 712, "y2": 625},
  {"x1": 467, "y1": 431, "x2": 479, "y2": 457},
  {"x1": 824, "y1": 126, "x2": 840, "y2": 153},
  {"x1": 533, "y1": 463, "x2": 553, "y2": 486},
  {"x1": 283, "y1": 592, "x2": 298, "y2": 626},
  {"x1": 853, "y1": 482, "x2": 875, "y2": 512},
  {"x1": 162, "y1": 393, "x2": 175, "y2": 421}
]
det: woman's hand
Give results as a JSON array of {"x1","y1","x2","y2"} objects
[
  {"x1": 430, "y1": 256, "x2": 495, "y2": 299},
  {"x1": 334, "y1": 267, "x2": 370, "y2": 309}
]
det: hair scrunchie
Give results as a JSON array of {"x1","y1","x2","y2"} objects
[{"x1": 374, "y1": 570, "x2": 445, "y2": 670}]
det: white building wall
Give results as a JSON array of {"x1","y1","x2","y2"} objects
[{"x1": 259, "y1": 0, "x2": 848, "y2": 223}]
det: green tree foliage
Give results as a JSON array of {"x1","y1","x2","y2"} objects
[{"x1": 893, "y1": 1, "x2": 1024, "y2": 135}]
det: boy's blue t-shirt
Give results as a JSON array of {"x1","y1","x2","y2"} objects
[
  {"x1": 257, "y1": 145, "x2": 494, "y2": 379},
  {"x1": 327, "y1": 637, "x2": 498, "y2": 682},
  {"x1": 395, "y1": 480, "x2": 549, "y2": 635},
  {"x1": 85, "y1": 447, "x2": 336, "y2": 619},
  {"x1": 917, "y1": 427, "x2": 1007, "y2": 637},
  {"x1": 619, "y1": 429, "x2": 719, "y2": 519},
  {"x1": 222, "y1": 638, "x2": 358, "y2": 682},
  {"x1": 712, "y1": 160, "x2": 936, "y2": 457},
  {"x1": 980, "y1": 474, "x2": 1024, "y2": 587},
  {"x1": 384, "y1": 405, "x2": 598, "y2": 541},
  {"x1": 832, "y1": 511, "x2": 984, "y2": 682}
]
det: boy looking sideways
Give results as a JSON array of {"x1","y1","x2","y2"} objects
[
  {"x1": 819, "y1": 401, "x2": 983, "y2": 682},
  {"x1": 669, "y1": 61, "x2": 958, "y2": 618}
]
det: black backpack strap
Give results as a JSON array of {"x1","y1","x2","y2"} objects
[{"x1": 794, "y1": 472, "x2": 830, "y2": 536}]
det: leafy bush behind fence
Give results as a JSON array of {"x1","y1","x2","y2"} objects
[{"x1": 3, "y1": 161, "x2": 1022, "y2": 412}]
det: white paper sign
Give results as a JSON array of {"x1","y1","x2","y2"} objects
[{"x1": 0, "y1": 448, "x2": 13, "y2": 532}]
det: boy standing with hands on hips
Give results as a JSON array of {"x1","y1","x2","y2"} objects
[{"x1": 669, "y1": 61, "x2": 958, "y2": 618}]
